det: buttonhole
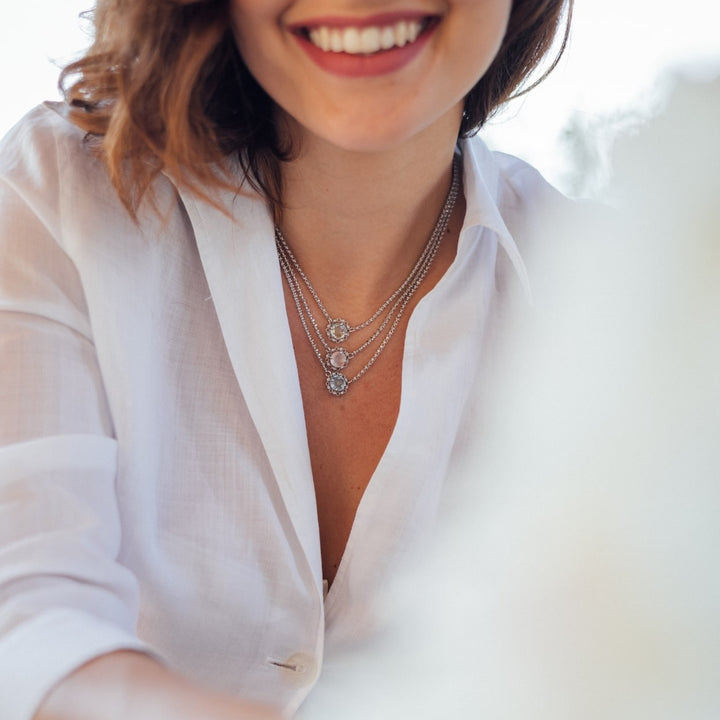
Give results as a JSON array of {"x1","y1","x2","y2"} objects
[{"x1": 266, "y1": 658, "x2": 305, "y2": 673}]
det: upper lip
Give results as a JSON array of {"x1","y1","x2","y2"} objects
[{"x1": 286, "y1": 10, "x2": 438, "y2": 31}]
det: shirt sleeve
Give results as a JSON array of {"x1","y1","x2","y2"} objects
[{"x1": 0, "y1": 108, "x2": 150, "y2": 720}]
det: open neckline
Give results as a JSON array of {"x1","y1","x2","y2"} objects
[{"x1": 321, "y1": 222, "x2": 477, "y2": 619}]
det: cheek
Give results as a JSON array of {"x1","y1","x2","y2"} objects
[
  {"x1": 229, "y1": 19, "x2": 278, "y2": 98},
  {"x1": 228, "y1": 0, "x2": 281, "y2": 63},
  {"x1": 458, "y1": 0, "x2": 513, "y2": 81},
  {"x1": 463, "y1": 0, "x2": 512, "y2": 43}
]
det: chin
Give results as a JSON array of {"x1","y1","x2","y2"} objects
[
  {"x1": 318, "y1": 128, "x2": 424, "y2": 154},
  {"x1": 300, "y1": 105, "x2": 462, "y2": 156}
]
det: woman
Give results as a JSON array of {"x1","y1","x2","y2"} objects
[{"x1": 0, "y1": 1, "x2": 572, "y2": 718}]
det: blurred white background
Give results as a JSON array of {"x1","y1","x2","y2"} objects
[
  {"x1": 483, "y1": 0, "x2": 720, "y2": 196},
  {"x1": 1, "y1": 0, "x2": 719, "y2": 198}
]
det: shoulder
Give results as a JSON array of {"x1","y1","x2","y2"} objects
[
  {"x1": 461, "y1": 134, "x2": 601, "y2": 248},
  {"x1": 462, "y1": 134, "x2": 574, "y2": 223},
  {"x1": 0, "y1": 103, "x2": 181, "y2": 261},
  {"x1": 0, "y1": 102, "x2": 92, "y2": 184},
  {"x1": 0, "y1": 103, "x2": 120, "y2": 234},
  {"x1": 459, "y1": 135, "x2": 611, "y2": 304}
]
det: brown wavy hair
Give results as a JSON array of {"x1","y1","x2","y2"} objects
[{"x1": 60, "y1": 0, "x2": 573, "y2": 216}]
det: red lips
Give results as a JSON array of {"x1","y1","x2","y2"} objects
[{"x1": 288, "y1": 13, "x2": 440, "y2": 78}]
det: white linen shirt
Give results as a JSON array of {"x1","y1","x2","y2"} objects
[{"x1": 0, "y1": 103, "x2": 567, "y2": 720}]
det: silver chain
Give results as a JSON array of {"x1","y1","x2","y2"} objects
[
  {"x1": 276, "y1": 205, "x2": 446, "y2": 335},
  {"x1": 276, "y1": 240, "x2": 418, "y2": 359},
  {"x1": 276, "y1": 156, "x2": 461, "y2": 396}
]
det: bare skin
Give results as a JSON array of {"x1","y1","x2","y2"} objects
[
  {"x1": 227, "y1": 0, "x2": 510, "y2": 591},
  {"x1": 286, "y1": 206, "x2": 464, "y2": 584},
  {"x1": 277, "y1": 106, "x2": 465, "y2": 584},
  {"x1": 36, "y1": 652, "x2": 283, "y2": 720}
]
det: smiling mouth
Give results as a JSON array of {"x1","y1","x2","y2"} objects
[{"x1": 295, "y1": 16, "x2": 438, "y2": 55}]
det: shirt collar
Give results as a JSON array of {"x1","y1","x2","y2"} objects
[
  {"x1": 459, "y1": 136, "x2": 532, "y2": 302},
  {"x1": 161, "y1": 137, "x2": 534, "y2": 303}
]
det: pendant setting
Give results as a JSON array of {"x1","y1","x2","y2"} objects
[
  {"x1": 275, "y1": 155, "x2": 461, "y2": 398},
  {"x1": 327, "y1": 319, "x2": 350, "y2": 343},
  {"x1": 327, "y1": 348, "x2": 350, "y2": 370},
  {"x1": 326, "y1": 372, "x2": 349, "y2": 396}
]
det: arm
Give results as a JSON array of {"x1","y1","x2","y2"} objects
[
  {"x1": 36, "y1": 652, "x2": 283, "y2": 720},
  {"x1": 0, "y1": 108, "x2": 283, "y2": 720}
]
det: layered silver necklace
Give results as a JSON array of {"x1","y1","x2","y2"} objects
[{"x1": 276, "y1": 156, "x2": 461, "y2": 397}]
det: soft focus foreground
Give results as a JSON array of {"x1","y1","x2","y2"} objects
[{"x1": 298, "y1": 75, "x2": 720, "y2": 719}]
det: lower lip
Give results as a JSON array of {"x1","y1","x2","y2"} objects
[{"x1": 292, "y1": 24, "x2": 437, "y2": 78}]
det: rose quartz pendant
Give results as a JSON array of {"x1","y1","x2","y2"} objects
[{"x1": 328, "y1": 348, "x2": 350, "y2": 370}]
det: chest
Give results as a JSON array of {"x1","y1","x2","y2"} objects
[
  {"x1": 287, "y1": 302, "x2": 406, "y2": 585},
  {"x1": 281, "y1": 236, "x2": 462, "y2": 586}
]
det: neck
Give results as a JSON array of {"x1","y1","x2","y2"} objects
[{"x1": 276, "y1": 112, "x2": 463, "y2": 319}]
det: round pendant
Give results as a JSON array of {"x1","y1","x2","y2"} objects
[
  {"x1": 327, "y1": 319, "x2": 350, "y2": 343},
  {"x1": 327, "y1": 348, "x2": 350, "y2": 370},
  {"x1": 326, "y1": 372, "x2": 349, "y2": 396}
]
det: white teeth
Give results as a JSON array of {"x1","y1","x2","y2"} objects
[
  {"x1": 343, "y1": 27, "x2": 361, "y2": 53},
  {"x1": 359, "y1": 26, "x2": 381, "y2": 54},
  {"x1": 318, "y1": 26, "x2": 331, "y2": 51},
  {"x1": 329, "y1": 28, "x2": 344, "y2": 52},
  {"x1": 308, "y1": 19, "x2": 424, "y2": 54},
  {"x1": 395, "y1": 21, "x2": 408, "y2": 47},
  {"x1": 379, "y1": 25, "x2": 395, "y2": 50}
]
